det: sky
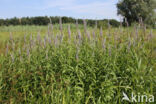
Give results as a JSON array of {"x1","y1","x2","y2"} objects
[{"x1": 0, "y1": 0, "x2": 120, "y2": 20}]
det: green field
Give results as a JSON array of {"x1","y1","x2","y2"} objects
[{"x1": 0, "y1": 24, "x2": 156, "y2": 104}]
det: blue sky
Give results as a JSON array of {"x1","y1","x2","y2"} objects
[{"x1": 0, "y1": 0, "x2": 119, "y2": 20}]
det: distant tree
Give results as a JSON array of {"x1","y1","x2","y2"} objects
[
  {"x1": 9, "y1": 17, "x2": 20, "y2": 25},
  {"x1": 0, "y1": 19, "x2": 4, "y2": 26},
  {"x1": 117, "y1": 0, "x2": 156, "y2": 26},
  {"x1": 109, "y1": 19, "x2": 120, "y2": 27},
  {"x1": 0, "y1": 16, "x2": 120, "y2": 28}
]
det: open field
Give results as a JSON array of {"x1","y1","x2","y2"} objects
[{"x1": 0, "y1": 24, "x2": 156, "y2": 103}]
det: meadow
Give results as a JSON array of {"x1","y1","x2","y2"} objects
[{"x1": 0, "y1": 22, "x2": 156, "y2": 104}]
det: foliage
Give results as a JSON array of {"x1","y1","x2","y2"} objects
[
  {"x1": 117, "y1": 0, "x2": 156, "y2": 26},
  {"x1": 0, "y1": 16, "x2": 120, "y2": 28},
  {"x1": 0, "y1": 21, "x2": 155, "y2": 103}
]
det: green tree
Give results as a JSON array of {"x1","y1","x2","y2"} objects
[{"x1": 117, "y1": 0, "x2": 156, "y2": 26}]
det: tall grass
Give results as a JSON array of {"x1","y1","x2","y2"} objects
[{"x1": 0, "y1": 20, "x2": 155, "y2": 104}]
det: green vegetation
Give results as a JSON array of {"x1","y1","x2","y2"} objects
[
  {"x1": 0, "y1": 16, "x2": 120, "y2": 28},
  {"x1": 0, "y1": 21, "x2": 155, "y2": 103},
  {"x1": 0, "y1": 0, "x2": 155, "y2": 103},
  {"x1": 117, "y1": 0, "x2": 156, "y2": 27}
]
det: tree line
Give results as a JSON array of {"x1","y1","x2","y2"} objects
[{"x1": 0, "y1": 16, "x2": 120, "y2": 28}]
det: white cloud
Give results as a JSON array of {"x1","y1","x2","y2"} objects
[
  {"x1": 62, "y1": 1, "x2": 117, "y2": 18},
  {"x1": 43, "y1": 0, "x2": 76, "y2": 9},
  {"x1": 42, "y1": 0, "x2": 119, "y2": 19}
]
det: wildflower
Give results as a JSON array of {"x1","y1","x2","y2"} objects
[
  {"x1": 83, "y1": 19, "x2": 87, "y2": 34},
  {"x1": 5, "y1": 43, "x2": 9, "y2": 56},
  {"x1": 120, "y1": 17, "x2": 122, "y2": 27},
  {"x1": 68, "y1": 24, "x2": 71, "y2": 39},
  {"x1": 77, "y1": 30, "x2": 82, "y2": 45},
  {"x1": 43, "y1": 36, "x2": 47, "y2": 49},
  {"x1": 27, "y1": 47, "x2": 30, "y2": 57},
  {"x1": 128, "y1": 40, "x2": 131, "y2": 51},
  {"x1": 139, "y1": 17, "x2": 143, "y2": 27},
  {"x1": 29, "y1": 34, "x2": 33, "y2": 49},
  {"x1": 76, "y1": 19, "x2": 79, "y2": 30},
  {"x1": 87, "y1": 31, "x2": 91, "y2": 41},
  {"x1": 12, "y1": 42, "x2": 15, "y2": 51},
  {"x1": 74, "y1": 35, "x2": 77, "y2": 45},
  {"x1": 95, "y1": 20, "x2": 97, "y2": 30},
  {"x1": 102, "y1": 38, "x2": 106, "y2": 50},
  {"x1": 54, "y1": 35, "x2": 58, "y2": 47},
  {"x1": 24, "y1": 34, "x2": 27, "y2": 44},
  {"x1": 100, "y1": 26, "x2": 103, "y2": 37},
  {"x1": 119, "y1": 17, "x2": 123, "y2": 33},
  {"x1": 48, "y1": 37, "x2": 52, "y2": 45},
  {"x1": 18, "y1": 48, "x2": 21, "y2": 55},
  {"x1": 48, "y1": 23, "x2": 53, "y2": 36},
  {"x1": 23, "y1": 43, "x2": 26, "y2": 51},
  {"x1": 49, "y1": 17, "x2": 52, "y2": 24},
  {"x1": 40, "y1": 39, "x2": 43, "y2": 47},
  {"x1": 18, "y1": 48, "x2": 23, "y2": 62},
  {"x1": 92, "y1": 30, "x2": 96, "y2": 39},
  {"x1": 10, "y1": 32, "x2": 13, "y2": 43},
  {"x1": 108, "y1": 20, "x2": 110, "y2": 30},
  {"x1": 125, "y1": 18, "x2": 129, "y2": 27},
  {"x1": 59, "y1": 17, "x2": 63, "y2": 33},
  {"x1": 50, "y1": 23, "x2": 53, "y2": 31},
  {"x1": 78, "y1": 30, "x2": 81, "y2": 40},
  {"x1": 60, "y1": 34, "x2": 63, "y2": 43},
  {"x1": 148, "y1": 30, "x2": 153, "y2": 40},
  {"x1": 30, "y1": 34, "x2": 32, "y2": 41},
  {"x1": 37, "y1": 32, "x2": 41, "y2": 44},
  {"x1": 30, "y1": 39, "x2": 34, "y2": 49},
  {"x1": 143, "y1": 25, "x2": 146, "y2": 33},
  {"x1": 134, "y1": 25, "x2": 138, "y2": 40},
  {"x1": 10, "y1": 53, "x2": 14, "y2": 62}
]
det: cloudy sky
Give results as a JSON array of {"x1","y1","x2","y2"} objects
[{"x1": 0, "y1": 0, "x2": 119, "y2": 20}]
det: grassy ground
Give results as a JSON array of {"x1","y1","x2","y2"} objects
[{"x1": 0, "y1": 24, "x2": 156, "y2": 104}]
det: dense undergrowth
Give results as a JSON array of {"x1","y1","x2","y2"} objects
[{"x1": 0, "y1": 22, "x2": 155, "y2": 104}]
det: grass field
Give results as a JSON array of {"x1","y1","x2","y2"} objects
[{"x1": 0, "y1": 23, "x2": 156, "y2": 104}]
